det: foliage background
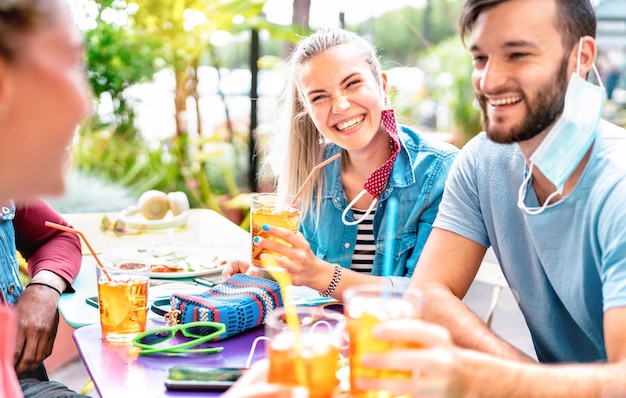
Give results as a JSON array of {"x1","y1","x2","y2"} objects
[{"x1": 72, "y1": 0, "x2": 479, "y2": 224}]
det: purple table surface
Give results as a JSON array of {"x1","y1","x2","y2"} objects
[{"x1": 73, "y1": 320, "x2": 267, "y2": 398}]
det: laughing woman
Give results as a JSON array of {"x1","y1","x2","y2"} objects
[{"x1": 224, "y1": 28, "x2": 457, "y2": 299}]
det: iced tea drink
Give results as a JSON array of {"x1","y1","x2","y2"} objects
[
  {"x1": 250, "y1": 193, "x2": 300, "y2": 269},
  {"x1": 97, "y1": 260, "x2": 150, "y2": 343},
  {"x1": 266, "y1": 306, "x2": 345, "y2": 398},
  {"x1": 344, "y1": 285, "x2": 423, "y2": 398}
]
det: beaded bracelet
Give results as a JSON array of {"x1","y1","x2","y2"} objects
[
  {"x1": 320, "y1": 264, "x2": 342, "y2": 297},
  {"x1": 26, "y1": 282, "x2": 62, "y2": 296}
]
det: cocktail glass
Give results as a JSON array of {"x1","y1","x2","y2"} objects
[
  {"x1": 265, "y1": 306, "x2": 346, "y2": 398},
  {"x1": 344, "y1": 285, "x2": 423, "y2": 398},
  {"x1": 250, "y1": 193, "x2": 300, "y2": 270},
  {"x1": 97, "y1": 259, "x2": 150, "y2": 343}
]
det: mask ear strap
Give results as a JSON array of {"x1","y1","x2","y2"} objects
[
  {"x1": 517, "y1": 163, "x2": 560, "y2": 216},
  {"x1": 591, "y1": 64, "x2": 605, "y2": 89},
  {"x1": 577, "y1": 37, "x2": 605, "y2": 89},
  {"x1": 341, "y1": 190, "x2": 378, "y2": 226},
  {"x1": 576, "y1": 38, "x2": 583, "y2": 75}
]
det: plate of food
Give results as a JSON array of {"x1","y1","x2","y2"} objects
[{"x1": 102, "y1": 243, "x2": 237, "y2": 279}]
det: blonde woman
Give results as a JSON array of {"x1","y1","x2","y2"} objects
[{"x1": 225, "y1": 28, "x2": 457, "y2": 299}]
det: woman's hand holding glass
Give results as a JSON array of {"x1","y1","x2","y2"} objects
[
  {"x1": 354, "y1": 318, "x2": 459, "y2": 398},
  {"x1": 249, "y1": 225, "x2": 330, "y2": 288}
]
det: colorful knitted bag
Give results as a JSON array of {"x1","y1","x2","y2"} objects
[{"x1": 169, "y1": 274, "x2": 283, "y2": 340}]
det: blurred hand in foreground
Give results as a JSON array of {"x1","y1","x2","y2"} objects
[{"x1": 222, "y1": 359, "x2": 308, "y2": 398}]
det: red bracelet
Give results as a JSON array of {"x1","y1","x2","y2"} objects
[{"x1": 26, "y1": 282, "x2": 62, "y2": 296}]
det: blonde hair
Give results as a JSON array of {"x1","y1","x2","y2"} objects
[{"x1": 270, "y1": 28, "x2": 382, "y2": 218}]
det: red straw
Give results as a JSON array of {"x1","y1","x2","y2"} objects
[
  {"x1": 45, "y1": 221, "x2": 111, "y2": 281},
  {"x1": 291, "y1": 153, "x2": 341, "y2": 206}
]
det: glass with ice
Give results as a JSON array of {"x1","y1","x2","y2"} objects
[{"x1": 97, "y1": 259, "x2": 150, "y2": 343}]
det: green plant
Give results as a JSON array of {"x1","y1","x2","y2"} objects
[
  {"x1": 420, "y1": 37, "x2": 482, "y2": 145},
  {"x1": 73, "y1": 119, "x2": 254, "y2": 227}
]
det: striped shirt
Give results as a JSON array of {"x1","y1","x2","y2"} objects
[{"x1": 350, "y1": 208, "x2": 376, "y2": 273}]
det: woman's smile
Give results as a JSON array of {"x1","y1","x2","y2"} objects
[{"x1": 335, "y1": 115, "x2": 366, "y2": 132}]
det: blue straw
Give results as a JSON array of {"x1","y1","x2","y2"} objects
[{"x1": 382, "y1": 196, "x2": 398, "y2": 278}]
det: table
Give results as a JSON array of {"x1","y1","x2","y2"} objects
[
  {"x1": 60, "y1": 209, "x2": 333, "y2": 397},
  {"x1": 59, "y1": 209, "x2": 251, "y2": 328},
  {"x1": 73, "y1": 320, "x2": 267, "y2": 398},
  {"x1": 62, "y1": 209, "x2": 250, "y2": 257},
  {"x1": 59, "y1": 209, "x2": 257, "y2": 397}
]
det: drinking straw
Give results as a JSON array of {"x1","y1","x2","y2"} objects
[
  {"x1": 251, "y1": 153, "x2": 342, "y2": 260},
  {"x1": 264, "y1": 265, "x2": 307, "y2": 387},
  {"x1": 45, "y1": 221, "x2": 111, "y2": 281},
  {"x1": 382, "y1": 196, "x2": 398, "y2": 279},
  {"x1": 291, "y1": 152, "x2": 341, "y2": 206}
]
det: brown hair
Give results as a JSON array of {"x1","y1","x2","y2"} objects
[
  {"x1": 459, "y1": 0, "x2": 596, "y2": 51},
  {"x1": 0, "y1": 0, "x2": 57, "y2": 61}
]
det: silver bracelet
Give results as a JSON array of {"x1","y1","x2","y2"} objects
[{"x1": 320, "y1": 264, "x2": 342, "y2": 297}]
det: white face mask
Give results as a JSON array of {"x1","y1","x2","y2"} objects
[{"x1": 518, "y1": 38, "x2": 605, "y2": 216}]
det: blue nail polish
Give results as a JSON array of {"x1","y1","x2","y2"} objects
[
  {"x1": 253, "y1": 236, "x2": 260, "y2": 244},
  {"x1": 262, "y1": 224, "x2": 270, "y2": 231}
]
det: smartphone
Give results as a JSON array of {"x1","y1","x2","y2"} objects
[
  {"x1": 193, "y1": 276, "x2": 219, "y2": 287},
  {"x1": 164, "y1": 366, "x2": 245, "y2": 392},
  {"x1": 85, "y1": 296, "x2": 99, "y2": 309}
]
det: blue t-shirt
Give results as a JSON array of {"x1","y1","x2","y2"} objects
[
  {"x1": 301, "y1": 125, "x2": 458, "y2": 292},
  {"x1": 434, "y1": 120, "x2": 626, "y2": 363}
]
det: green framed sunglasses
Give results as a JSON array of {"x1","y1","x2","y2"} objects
[{"x1": 132, "y1": 321, "x2": 226, "y2": 355}]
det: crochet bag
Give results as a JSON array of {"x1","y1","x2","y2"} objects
[{"x1": 169, "y1": 274, "x2": 283, "y2": 340}]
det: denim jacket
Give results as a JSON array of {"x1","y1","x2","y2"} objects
[
  {"x1": 0, "y1": 203, "x2": 23, "y2": 304},
  {"x1": 300, "y1": 125, "x2": 458, "y2": 292}
]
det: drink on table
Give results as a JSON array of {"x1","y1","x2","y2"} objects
[
  {"x1": 250, "y1": 193, "x2": 300, "y2": 269},
  {"x1": 344, "y1": 285, "x2": 423, "y2": 398},
  {"x1": 266, "y1": 306, "x2": 346, "y2": 398},
  {"x1": 97, "y1": 260, "x2": 150, "y2": 343}
]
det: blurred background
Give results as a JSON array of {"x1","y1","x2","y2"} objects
[{"x1": 47, "y1": 0, "x2": 626, "y2": 223}]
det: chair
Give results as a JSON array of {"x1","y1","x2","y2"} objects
[{"x1": 473, "y1": 248, "x2": 509, "y2": 328}]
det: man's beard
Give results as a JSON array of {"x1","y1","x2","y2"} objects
[{"x1": 478, "y1": 55, "x2": 570, "y2": 144}]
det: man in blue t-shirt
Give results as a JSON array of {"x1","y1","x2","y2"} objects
[
  {"x1": 222, "y1": 1, "x2": 626, "y2": 397},
  {"x1": 356, "y1": 0, "x2": 626, "y2": 397}
]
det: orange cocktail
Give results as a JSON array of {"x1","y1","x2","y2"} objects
[
  {"x1": 266, "y1": 306, "x2": 345, "y2": 398},
  {"x1": 250, "y1": 193, "x2": 300, "y2": 269},
  {"x1": 344, "y1": 286, "x2": 423, "y2": 398},
  {"x1": 97, "y1": 260, "x2": 150, "y2": 343}
]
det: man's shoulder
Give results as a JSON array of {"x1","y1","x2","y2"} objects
[
  {"x1": 598, "y1": 119, "x2": 626, "y2": 144},
  {"x1": 457, "y1": 132, "x2": 522, "y2": 169},
  {"x1": 596, "y1": 120, "x2": 626, "y2": 168}
]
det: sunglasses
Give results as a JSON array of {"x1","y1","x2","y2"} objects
[
  {"x1": 132, "y1": 321, "x2": 226, "y2": 355},
  {"x1": 100, "y1": 215, "x2": 146, "y2": 237},
  {"x1": 319, "y1": 302, "x2": 344, "y2": 314}
]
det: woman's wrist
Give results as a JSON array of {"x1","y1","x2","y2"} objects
[{"x1": 319, "y1": 264, "x2": 342, "y2": 297}]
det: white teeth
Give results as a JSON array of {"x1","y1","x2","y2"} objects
[
  {"x1": 336, "y1": 116, "x2": 365, "y2": 131},
  {"x1": 489, "y1": 96, "x2": 522, "y2": 106}
]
